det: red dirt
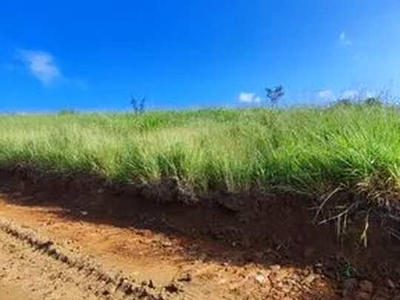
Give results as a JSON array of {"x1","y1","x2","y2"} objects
[{"x1": 1, "y1": 169, "x2": 400, "y2": 299}]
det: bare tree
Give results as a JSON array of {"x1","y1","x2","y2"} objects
[{"x1": 266, "y1": 86, "x2": 284, "y2": 107}]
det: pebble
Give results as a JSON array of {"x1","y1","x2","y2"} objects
[
  {"x1": 254, "y1": 274, "x2": 266, "y2": 284},
  {"x1": 161, "y1": 241, "x2": 172, "y2": 248},
  {"x1": 303, "y1": 274, "x2": 316, "y2": 285},
  {"x1": 270, "y1": 265, "x2": 281, "y2": 271}
]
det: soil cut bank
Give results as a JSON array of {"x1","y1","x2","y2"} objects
[{"x1": 0, "y1": 168, "x2": 400, "y2": 299}]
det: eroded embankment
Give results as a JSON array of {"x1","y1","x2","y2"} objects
[{"x1": 1, "y1": 167, "x2": 400, "y2": 299}]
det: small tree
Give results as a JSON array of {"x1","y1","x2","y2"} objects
[
  {"x1": 266, "y1": 85, "x2": 284, "y2": 107},
  {"x1": 130, "y1": 95, "x2": 146, "y2": 114}
]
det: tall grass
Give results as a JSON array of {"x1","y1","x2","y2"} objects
[{"x1": 1, "y1": 105, "x2": 400, "y2": 200}]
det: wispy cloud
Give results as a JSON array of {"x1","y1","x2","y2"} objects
[
  {"x1": 238, "y1": 92, "x2": 261, "y2": 103},
  {"x1": 340, "y1": 89, "x2": 359, "y2": 99},
  {"x1": 339, "y1": 31, "x2": 352, "y2": 46},
  {"x1": 17, "y1": 49, "x2": 62, "y2": 85},
  {"x1": 316, "y1": 89, "x2": 335, "y2": 101},
  {"x1": 315, "y1": 88, "x2": 377, "y2": 103},
  {"x1": 340, "y1": 89, "x2": 376, "y2": 100}
]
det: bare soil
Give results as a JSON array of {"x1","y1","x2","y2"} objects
[{"x1": 0, "y1": 169, "x2": 400, "y2": 299}]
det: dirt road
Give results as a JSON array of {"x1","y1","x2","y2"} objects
[
  {"x1": 2, "y1": 204, "x2": 394, "y2": 300},
  {"x1": 0, "y1": 224, "x2": 100, "y2": 300},
  {"x1": 0, "y1": 216, "x2": 173, "y2": 300},
  {"x1": 0, "y1": 201, "x2": 335, "y2": 299}
]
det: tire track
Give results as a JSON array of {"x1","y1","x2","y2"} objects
[{"x1": 0, "y1": 217, "x2": 176, "y2": 300}]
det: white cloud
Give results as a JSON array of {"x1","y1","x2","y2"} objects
[
  {"x1": 340, "y1": 89, "x2": 359, "y2": 99},
  {"x1": 340, "y1": 89, "x2": 377, "y2": 100},
  {"x1": 317, "y1": 89, "x2": 335, "y2": 101},
  {"x1": 365, "y1": 91, "x2": 376, "y2": 98},
  {"x1": 339, "y1": 31, "x2": 352, "y2": 46},
  {"x1": 17, "y1": 49, "x2": 61, "y2": 85},
  {"x1": 238, "y1": 92, "x2": 261, "y2": 103}
]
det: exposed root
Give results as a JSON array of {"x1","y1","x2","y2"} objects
[{"x1": 360, "y1": 211, "x2": 370, "y2": 248}]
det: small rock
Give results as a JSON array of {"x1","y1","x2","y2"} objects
[
  {"x1": 303, "y1": 274, "x2": 316, "y2": 285},
  {"x1": 161, "y1": 241, "x2": 172, "y2": 248},
  {"x1": 314, "y1": 262, "x2": 323, "y2": 269},
  {"x1": 359, "y1": 280, "x2": 374, "y2": 294},
  {"x1": 313, "y1": 263, "x2": 324, "y2": 274},
  {"x1": 254, "y1": 273, "x2": 266, "y2": 284},
  {"x1": 270, "y1": 265, "x2": 281, "y2": 271}
]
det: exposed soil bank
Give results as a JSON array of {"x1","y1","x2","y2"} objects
[{"x1": 1, "y1": 168, "x2": 400, "y2": 299}]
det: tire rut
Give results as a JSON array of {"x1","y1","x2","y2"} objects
[{"x1": 0, "y1": 217, "x2": 177, "y2": 300}]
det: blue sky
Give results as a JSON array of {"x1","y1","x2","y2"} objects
[{"x1": 1, "y1": 0, "x2": 400, "y2": 111}]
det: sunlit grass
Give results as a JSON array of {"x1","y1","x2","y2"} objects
[{"x1": 1, "y1": 105, "x2": 400, "y2": 200}]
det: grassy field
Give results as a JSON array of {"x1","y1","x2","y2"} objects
[{"x1": 0, "y1": 104, "x2": 400, "y2": 201}]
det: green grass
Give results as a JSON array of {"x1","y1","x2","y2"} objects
[{"x1": 1, "y1": 105, "x2": 400, "y2": 201}]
